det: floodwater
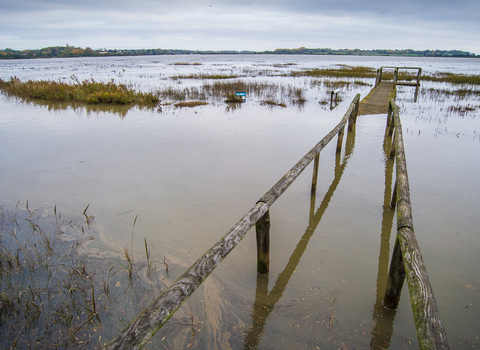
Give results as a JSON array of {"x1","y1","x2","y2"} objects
[{"x1": 0, "y1": 55, "x2": 479, "y2": 349}]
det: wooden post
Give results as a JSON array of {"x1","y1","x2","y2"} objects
[
  {"x1": 311, "y1": 154, "x2": 320, "y2": 194},
  {"x1": 255, "y1": 209, "x2": 270, "y2": 274},
  {"x1": 414, "y1": 86, "x2": 419, "y2": 102},
  {"x1": 389, "y1": 133, "x2": 395, "y2": 159},
  {"x1": 348, "y1": 98, "x2": 358, "y2": 132},
  {"x1": 376, "y1": 67, "x2": 383, "y2": 87},
  {"x1": 393, "y1": 68, "x2": 398, "y2": 89},
  {"x1": 336, "y1": 126, "x2": 345, "y2": 153},
  {"x1": 416, "y1": 68, "x2": 422, "y2": 86},
  {"x1": 384, "y1": 236, "x2": 405, "y2": 309},
  {"x1": 390, "y1": 179, "x2": 397, "y2": 209}
]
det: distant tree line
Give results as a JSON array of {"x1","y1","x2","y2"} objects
[
  {"x1": 0, "y1": 45, "x2": 476, "y2": 59},
  {"x1": 270, "y1": 47, "x2": 476, "y2": 57}
]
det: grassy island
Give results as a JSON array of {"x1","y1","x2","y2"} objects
[{"x1": 0, "y1": 77, "x2": 159, "y2": 105}]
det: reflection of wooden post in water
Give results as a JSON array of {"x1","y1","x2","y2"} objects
[
  {"x1": 370, "y1": 138, "x2": 397, "y2": 348},
  {"x1": 255, "y1": 209, "x2": 270, "y2": 274},
  {"x1": 311, "y1": 94, "x2": 359, "y2": 195},
  {"x1": 244, "y1": 126, "x2": 356, "y2": 349}
]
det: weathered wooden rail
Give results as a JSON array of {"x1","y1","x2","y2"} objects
[
  {"x1": 103, "y1": 94, "x2": 361, "y2": 350},
  {"x1": 383, "y1": 98, "x2": 450, "y2": 349},
  {"x1": 375, "y1": 66, "x2": 422, "y2": 88}
]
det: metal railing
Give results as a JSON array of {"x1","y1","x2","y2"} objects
[
  {"x1": 103, "y1": 94, "x2": 361, "y2": 349},
  {"x1": 383, "y1": 98, "x2": 449, "y2": 349}
]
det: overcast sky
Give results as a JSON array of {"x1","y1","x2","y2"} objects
[{"x1": 1, "y1": 0, "x2": 479, "y2": 54}]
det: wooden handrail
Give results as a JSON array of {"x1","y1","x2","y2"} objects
[
  {"x1": 376, "y1": 66, "x2": 422, "y2": 87},
  {"x1": 384, "y1": 99, "x2": 449, "y2": 349},
  {"x1": 103, "y1": 94, "x2": 361, "y2": 350}
]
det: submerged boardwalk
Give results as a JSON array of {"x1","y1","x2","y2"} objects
[{"x1": 358, "y1": 81, "x2": 396, "y2": 116}]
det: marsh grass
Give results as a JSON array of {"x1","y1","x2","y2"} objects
[
  {"x1": 446, "y1": 104, "x2": 479, "y2": 116},
  {"x1": 224, "y1": 93, "x2": 244, "y2": 103},
  {"x1": 172, "y1": 62, "x2": 202, "y2": 66},
  {"x1": 423, "y1": 87, "x2": 480, "y2": 99},
  {"x1": 0, "y1": 202, "x2": 167, "y2": 349},
  {"x1": 173, "y1": 74, "x2": 239, "y2": 80},
  {"x1": 0, "y1": 77, "x2": 160, "y2": 105},
  {"x1": 157, "y1": 80, "x2": 308, "y2": 107},
  {"x1": 292, "y1": 65, "x2": 377, "y2": 78},
  {"x1": 423, "y1": 73, "x2": 480, "y2": 85},
  {"x1": 174, "y1": 101, "x2": 208, "y2": 108},
  {"x1": 261, "y1": 100, "x2": 287, "y2": 108}
]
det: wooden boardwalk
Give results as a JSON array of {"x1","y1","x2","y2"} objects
[{"x1": 358, "y1": 82, "x2": 396, "y2": 116}]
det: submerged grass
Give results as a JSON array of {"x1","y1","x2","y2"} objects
[
  {"x1": 156, "y1": 80, "x2": 307, "y2": 107},
  {"x1": 422, "y1": 72, "x2": 480, "y2": 85},
  {"x1": 0, "y1": 202, "x2": 168, "y2": 349},
  {"x1": 0, "y1": 76, "x2": 160, "y2": 105}
]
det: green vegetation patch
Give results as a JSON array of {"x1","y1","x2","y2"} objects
[
  {"x1": 224, "y1": 93, "x2": 244, "y2": 103},
  {"x1": 0, "y1": 77, "x2": 159, "y2": 105},
  {"x1": 261, "y1": 100, "x2": 287, "y2": 108},
  {"x1": 174, "y1": 101, "x2": 208, "y2": 108},
  {"x1": 422, "y1": 72, "x2": 480, "y2": 85},
  {"x1": 292, "y1": 65, "x2": 377, "y2": 78}
]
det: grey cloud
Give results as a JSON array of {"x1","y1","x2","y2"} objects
[{"x1": 0, "y1": 0, "x2": 478, "y2": 53}]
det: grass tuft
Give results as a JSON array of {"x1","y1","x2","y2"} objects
[{"x1": 174, "y1": 101, "x2": 208, "y2": 108}]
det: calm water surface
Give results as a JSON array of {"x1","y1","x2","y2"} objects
[{"x1": 0, "y1": 55, "x2": 479, "y2": 349}]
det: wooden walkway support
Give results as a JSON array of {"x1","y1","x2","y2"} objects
[
  {"x1": 102, "y1": 94, "x2": 361, "y2": 350},
  {"x1": 383, "y1": 99, "x2": 449, "y2": 349}
]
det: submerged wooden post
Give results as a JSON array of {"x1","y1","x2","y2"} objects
[
  {"x1": 348, "y1": 98, "x2": 359, "y2": 131},
  {"x1": 375, "y1": 67, "x2": 383, "y2": 87},
  {"x1": 384, "y1": 236, "x2": 405, "y2": 309},
  {"x1": 389, "y1": 134, "x2": 396, "y2": 159},
  {"x1": 390, "y1": 179, "x2": 397, "y2": 209},
  {"x1": 416, "y1": 68, "x2": 422, "y2": 86},
  {"x1": 311, "y1": 154, "x2": 320, "y2": 194},
  {"x1": 255, "y1": 209, "x2": 270, "y2": 274},
  {"x1": 336, "y1": 126, "x2": 345, "y2": 153},
  {"x1": 386, "y1": 103, "x2": 394, "y2": 136}
]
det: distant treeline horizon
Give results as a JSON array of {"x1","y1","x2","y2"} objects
[{"x1": 0, "y1": 45, "x2": 476, "y2": 60}]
